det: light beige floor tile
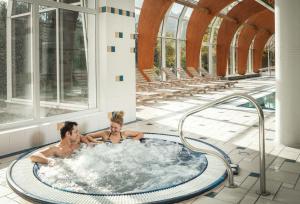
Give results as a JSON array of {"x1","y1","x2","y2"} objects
[
  {"x1": 192, "y1": 196, "x2": 235, "y2": 204},
  {"x1": 274, "y1": 187, "x2": 300, "y2": 204},
  {"x1": 0, "y1": 185, "x2": 12, "y2": 197},
  {"x1": 239, "y1": 192, "x2": 259, "y2": 204},
  {"x1": 215, "y1": 187, "x2": 247, "y2": 203},
  {"x1": 13, "y1": 196, "x2": 34, "y2": 204},
  {"x1": 266, "y1": 169, "x2": 299, "y2": 185},
  {"x1": 240, "y1": 176, "x2": 259, "y2": 190},
  {"x1": 269, "y1": 157, "x2": 285, "y2": 170},
  {"x1": 0, "y1": 197, "x2": 20, "y2": 204},
  {"x1": 255, "y1": 197, "x2": 285, "y2": 204},
  {"x1": 250, "y1": 179, "x2": 281, "y2": 200},
  {"x1": 279, "y1": 161, "x2": 300, "y2": 173}
]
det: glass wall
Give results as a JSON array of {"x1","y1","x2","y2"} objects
[
  {"x1": 0, "y1": 0, "x2": 33, "y2": 124},
  {"x1": 262, "y1": 35, "x2": 275, "y2": 68},
  {"x1": 165, "y1": 39, "x2": 176, "y2": 68},
  {"x1": 154, "y1": 38, "x2": 162, "y2": 68},
  {"x1": 39, "y1": 5, "x2": 96, "y2": 117},
  {"x1": 0, "y1": 0, "x2": 7, "y2": 102},
  {"x1": 180, "y1": 40, "x2": 186, "y2": 69},
  {"x1": 0, "y1": 0, "x2": 97, "y2": 127}
]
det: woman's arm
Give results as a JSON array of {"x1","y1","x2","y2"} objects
[
  {"x1": 80, "y1": 135, "x2": 90, "y2": 144},
  {"x1": 123, "y1": 130, "x2": 144, "y2": 140}
]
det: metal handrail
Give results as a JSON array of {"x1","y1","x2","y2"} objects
[{"x1": 178, "y1": 93, "x2": 270, "y2": 195}]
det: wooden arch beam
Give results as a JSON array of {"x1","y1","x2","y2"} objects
[
  {"x1": 237, "y1": 9, "x2": 274, "y2": 75},
  {"x1": 186, "y1": 0, "x2": 235, "y2": 72},
  {"x1": 253, "y1": 32, "x2": 272, "y2": 73},
  {"x1": 216, "y1": 0, "x2": 265, "y2": 76},
  {"x1": 137, "y1": 0, "x2": 173, "y2": 70}
]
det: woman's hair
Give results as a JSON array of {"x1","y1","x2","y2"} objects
[{"x1": 109, "y1": 111, "x2": 124, "y2": 126}]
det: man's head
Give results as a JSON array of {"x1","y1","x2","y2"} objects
[{"x1": 60, "y1": 121, "x2": 79, "y2": 142}]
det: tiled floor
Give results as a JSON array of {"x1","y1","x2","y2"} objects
[{"x1": 1, "y1": 76, "x2": 300, "y2": 204}]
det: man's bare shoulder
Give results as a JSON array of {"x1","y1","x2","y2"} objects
[{"x1": 40, "y1": 145, "x2": 60, "y2": 155}]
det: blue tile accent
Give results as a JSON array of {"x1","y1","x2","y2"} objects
[
  {"x1": 236, "y1": 146, "x2": 246, "y2": 150},
  {"x1": 108, "y1": 46, "x2": 116, "y2": 52},
  {"x1": 119, "y1": 32, "x2": 123, "y2": 38},
  {"x1": 249, "y1": 172, "x2": 260, "y2": 177},
  {"x1": 118, "y1": 9, "x2": 123, "y2": 15},
  {"x1": 205, "y1": 192, "x2": 217, "y2": 198},
  {"x1": 100, "y1": 6, "x2": 134, "y2": 18},
  {"x1": 119, "y1": 75, "x2": 124, "y2": 81},
  {"x1": 285, "y1": 159, "x2": 296, "y2": 163}
]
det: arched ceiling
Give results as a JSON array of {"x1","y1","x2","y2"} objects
[
  {"x1": 237, "y1": 9, "x2": 274, "y2": 75},
  {"x1": 185, "y1": 0, "x2": 235, "y2": 70},
  {"x1": 137, "y1": 0, "x2": 275, "y2": 77},
  {"x1": 137, "y1": 0, "x2": 173, "y2": 70},
  {"x1": 216, "y1": 0, "x2": 266, "y2": 76}
]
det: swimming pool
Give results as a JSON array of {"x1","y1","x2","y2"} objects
[
  {"x1": 7, "y1": 133, "x2": 230, "y2": 204},
  {"x1": 239, "y1": 92, "x2": 275, "y2": 110}
]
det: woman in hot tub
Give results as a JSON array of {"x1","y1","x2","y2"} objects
[{"x1": 85, "y1": 111, "x2": 144, "y2": 144}]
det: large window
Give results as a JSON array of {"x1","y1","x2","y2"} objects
[
  {"x1": 1, "y1": 0, "x2": 33, "y2": 124},
  {"x1": 180, "y1": 40, "x2": 186, "y2": 69},
  {"x1": 165, "y1": 39, "x2": 176, "y2": 68},
  {"x1": 154, "y1": 38, "x2": 161, "y2": 68},
  {"x1": 39, "y1": 6, "x2": 96, "y2": 117},
  {"x1": 0, "y1": 0, "x2": 97, "y2": 127},
  {"x1": 201, "y1": 46, "x2": 209, "y2": 72}
]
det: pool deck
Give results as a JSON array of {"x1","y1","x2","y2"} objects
[{"x1": 1, "y1": 76, "x2": 300, "y2": 204}]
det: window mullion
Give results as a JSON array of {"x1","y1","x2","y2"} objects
[
  {"x1": 56, "y1": 8, "x2": 60, "y2": 105},
  {"x1": 6, "y1": 0, "x2": 12, "y2": 102},
  {"x1": 32, "y1": 0, "x2": 40, "y2": 120}
]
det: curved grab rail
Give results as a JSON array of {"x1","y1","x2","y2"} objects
[{"x1": 178, "y1": 93, "x2": 270, "y2": 195}]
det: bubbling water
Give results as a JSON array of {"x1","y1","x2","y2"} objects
[{"x1": 36, "y1": 139, "x2": 207, "y2": 194}]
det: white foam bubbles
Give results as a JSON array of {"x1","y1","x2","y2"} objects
[{"x1": 37, "y1": 139, "x2": 207, "y2": 194}]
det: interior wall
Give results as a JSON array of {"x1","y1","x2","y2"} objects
[{"x1": 0, "y1": 0, "x2": 136, "y2": 157}]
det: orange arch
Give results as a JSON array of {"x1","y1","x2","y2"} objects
[
  {"x1": 253, "y1": 32, "x2": 272, "y2": 73},
  {"x1": 237, "y1": 10, "x2": 274, "y2": 75},
  {"x1": 186, "y1": 0, "x2": 235, "y2": 70},
  {"x1": 137, "y1": 0, "x2": 173, "y2": 70},
  {"x1": 216, "y1": 0, "x2": 265, "y2": 76}
]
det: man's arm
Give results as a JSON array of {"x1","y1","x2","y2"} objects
[
  {"x1": 85, "y1": 131, "x2": 107, "y2": 143},
  {"x1": 30, "y1": 147, "x2": 57, "y2": 165}
]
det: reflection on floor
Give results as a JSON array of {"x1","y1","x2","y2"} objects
[{"x1": 1, "y1": 77, "x2": 300, "y2": 204}]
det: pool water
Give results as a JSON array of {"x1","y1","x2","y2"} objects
[
  {"x1": 239, "y1": 92, "x2": 275, "y2": 110},
  {"x1": 35, "y1": 139, "x2": 207, "y2": 195}
]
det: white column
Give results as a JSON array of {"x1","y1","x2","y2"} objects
[
  {"x1": 276, "y1": 0, "x2": 300, "y2": 147},
  {"x1": 99, "y1": 0, "x2": 136, "y2": 122}
]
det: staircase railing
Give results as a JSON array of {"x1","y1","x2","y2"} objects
[{"x1": 178, "y1": 93, "x2": 270, "y2": 195}]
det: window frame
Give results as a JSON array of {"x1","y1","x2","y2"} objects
[{"x1": 1, "y1": 0, "x2": 99, "y2": 130}]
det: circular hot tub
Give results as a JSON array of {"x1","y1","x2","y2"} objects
[{"x1": 7, "y1": 133, "x2": 230, "y2": 204}]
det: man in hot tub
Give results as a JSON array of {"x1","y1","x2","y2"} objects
[{"x1": 30, "y1": 121, "x2": 89, "y2": 165}]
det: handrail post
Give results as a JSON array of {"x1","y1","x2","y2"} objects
[{"x1": 178, "y1": 93, "x2": 270, "y2": 195}]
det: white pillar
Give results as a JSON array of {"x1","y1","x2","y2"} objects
[{"x1": 276, "y1": 0, "x2": 300, "y2": 147}]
